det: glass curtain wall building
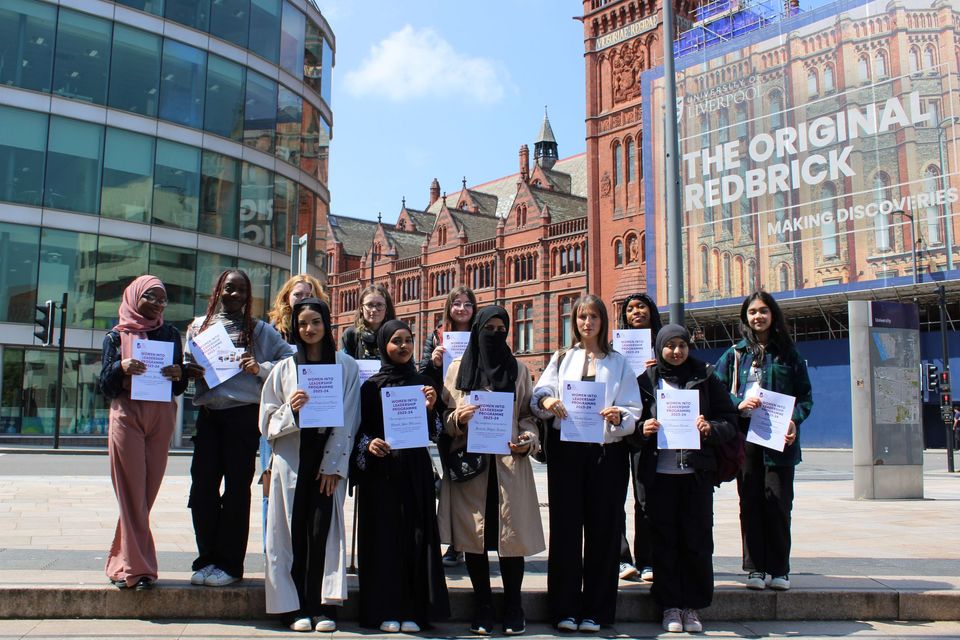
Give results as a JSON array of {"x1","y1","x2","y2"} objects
[{"x1": 0, "y1": 0, "x2": 333, "y2": 443}]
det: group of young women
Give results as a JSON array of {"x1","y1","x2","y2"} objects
[{"x1": 99, "y1": 272, "x2": 812, "y2": 635}]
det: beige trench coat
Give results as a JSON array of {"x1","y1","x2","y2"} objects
[{"x1": 437, "y1": 359, "x2": 546, "y2": 557}]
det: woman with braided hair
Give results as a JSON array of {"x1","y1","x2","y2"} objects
[{"x1": 185, "y1": 270, "x2": 294, "y2": 587}]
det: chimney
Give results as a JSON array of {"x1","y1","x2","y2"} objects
[
  {"x1": 429, "y1": 178, "x2": 441, "y2": 206},
  {"x1": 519, "y1": 145, "x2": 530, "y2": 182}
]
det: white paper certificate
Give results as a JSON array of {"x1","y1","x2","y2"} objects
[
  {"x1": 297, "y1": 364, "x2": 345, "y2": 428},
  {"x1": 746, "y1": 388, "x2": 796, "y2": 452},
  {"x1": 466, "y1": 391, "x2": 514, "y2": 455},
  {"x1": 381, "y1": 385, "x2": 430, "y2": 450},
  {"x1": 190, "y1": 321, "x2": 243, "y2": 388},
  {"x1": 612, "y1": 329, "x2": 653, "y2": 376},
  {"x1": 560, "y1": 380, "x2": 605, "y2": 443},
  {"x1": 657, "y1": 388, "x2": 701, "y2": 450},
  {"x1": 356, "y1": 359, "x2": 381, "y2": 385},
  {"x1": 130, "y1": 339, "x2": 173, "y2": 402},
  {"x1": 441, "y1": 331, "x2": 471, "y2": 379}
]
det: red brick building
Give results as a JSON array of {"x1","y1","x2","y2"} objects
[{"x1": 324, "y1": 115, "x2": 589, "y2": 375}]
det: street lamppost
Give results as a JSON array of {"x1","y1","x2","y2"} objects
[
  {"x1": 891, "y1": 209, "x2": 918, "y2": 285},
  {"x1": 937, "y1": 116, "x2": 959, "y2": 271}
]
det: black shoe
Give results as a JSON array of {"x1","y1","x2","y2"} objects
[
  {"x1": 442, "y1": 547, "x2": 463, "y2": 567},
  {"x1": 110, "y1": 579, "x2": 128, "y2": 589},
  {"x1": 134, "y1": 577, "x2": 154, "y2": 591},
  {"x1": 503, "y1": 605, "x2": 526, "y2": 635},
  {"x1": 470, "y1": 604, "x2": 494, "y2": 635}
]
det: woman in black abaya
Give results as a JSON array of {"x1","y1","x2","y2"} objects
[{"x1": 352, "y1": 320, "x2": 450, "y2": 633}]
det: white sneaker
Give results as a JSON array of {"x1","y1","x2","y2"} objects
[
  {"x1": 289, "y1": 617, "x2": 312, "y2": 632},
  {"x1": 662, "y1": 608, "x2": 683, "y2": 633},
  {"x1": 770, "y1": 575, "x2": 791, "y2": 591},
  {"x1": 682, "y1": 609, "x2": 703, "y2": 633},
  {"x1": 400, "y1": 621, "x2": 420, "y2": 633},
  {"x1": 190, "y1": 564, "x2": 215, "y2": 585},
  {"x1": 380, "y1": 621, "x2": 401, "y2": 633},
  {"x1": 745, "y1": 571, "x2": 766, "y2": 590},
  {"x1": 556, "y1": 617, "x2": 578, "y2": 632},
  {"x1": 578, "y1": 619, "x2": 600, "y2": 632},
  {"x1": 203, "y1": 567, "x2": 240, "y2": 586},
  {"x1": 618, "y1": 561, "x2": 638, "y2": 580},
  {"x1": 314, "y1": 616, "x2": 336, "y2": 632},
  {"x1": 640, "y1": 566, "x2": 654, "y2": 582}
]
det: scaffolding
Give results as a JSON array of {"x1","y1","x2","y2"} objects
[{"x1": 676, "y1": 0, "x2": 800, "y2": 57}]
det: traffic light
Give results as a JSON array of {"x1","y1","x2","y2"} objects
[
  {"x1": 34, "y1": 300, "x2": 54, "y2": 346},
  {"x1": 939, "y1": 371, "x2": 951, "y2": 394},
  {"x1": 926, "y1": 364, "x2": 939, "y2": 393}
]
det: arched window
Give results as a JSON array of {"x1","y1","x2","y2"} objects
[
  {"x1": 625, "y1": 139, "x2": 635, "y2": 183},
  {"x1": 874, "y1": 50, "x2": 887, "y2": 78},
  {"x1": 559, "y1": 247, "x2": 567, "y2": 274},
  {"x1": 924, "y1": 166, "x2": 942, "y2": 244},
  {"x1": 747, "y1": 259, "x2": 757, "y2": 291},
  {"x1": 613, "y1": 142, "x2": 623, "y2": 186},
  {"x1": 775, "y1": 192, "x2": 788, "y2": 242},
  {"x1": 718, "y1": 110, "x2": 729, "y2": 142},
  {"x1": 807, "y1": 70, "x2": 818, "y2": 96},
  {"x1": 823, "y1": 65, "x2": 835, "y2": 92},
  {"x1": 734, "y1": 256, "x2": 745, "y2": 296},
  {"x1": 722, "y1": 253, "x2": 732, "y2": 295},
  {"x1": 700, "y1": 245, "x2": 709, "y2": 286},
  {"x1": 821, "y1": 182, "x2": 838, "y2": 257},
  {"x1": 615, "y1": 240, "x2": 624, "y2": 266},
  {"x1": 711, "y1": 249, "x2": 721, "y2": 291},
  {"x1": 858, "y1": 55, "x2": 870, "y2": 82},
  {"x1": 769, "y1": 91, "x2": 783, "y2": 129},
  {"x1": 874, "y1": 172, "x2": 893, "y2": 251},
  {"x1": 700, "y1": 115, "x2": 710, "y2": 150},
  {"x1": 910, "y1": 47, "x2": 920, "y2": 73},
  {"x1": 437, "y1": 225, "x2": 447, "y2": 245},
  {"x1": 739, "y1": 165, "x2": 753, "y2": 238},
  {"x1": 923, "y1": 45, "x2": 936, "y2": 71},
  {"x1": 778, "y1": 264, "x2": 789, "y2": 291}
]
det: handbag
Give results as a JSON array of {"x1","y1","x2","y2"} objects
[{"x1": 445, "y1": 446, "x2": 487, "y2": 483}]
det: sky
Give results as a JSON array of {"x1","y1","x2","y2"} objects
[{"x1": 315, "y1": 1, "x2": 588, "y2": 222}]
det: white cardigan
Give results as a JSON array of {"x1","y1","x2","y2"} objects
[{"x1": 530, "y1": 346, "x2": 642, "y2": 444}]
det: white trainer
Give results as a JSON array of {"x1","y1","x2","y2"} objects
[
  {"x1": 203, "y1": 567, "x2": 240, "y2": 586},
  {"x1": 314, "y1": 616, "x2": 336, "y2": 632},
  {"x1": 380, "y1": 621, "x2": 401, "y2": 633},
  {"x1": 289, "y1": 617, "x2": 312, "y2": 632},
  {"x1": 400, "y1": 621, "x2": 420, "y2": 633},
  {"x1": 770, "y1": 575, "x2": 791, "y2": 591},
  {"x1": 662, "y1": 608, "x2": 683, "y2": 633},
  {"x1": 190, "y1": 564, "x2": 215, "y2": 586},
  {"x1": 745, "y1": 572, "x2": 766, "y2": 590},
  {"x1": 681, "y1": 609, "x2": 703, "y2": 633}
]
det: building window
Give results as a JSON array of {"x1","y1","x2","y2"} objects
[
  {"x1": 778, "y1": 264, "x2": 789, "y2": 291},
  {"x1": 101, "y1": 128, "x2": 155, "y2": 223},
  {"x1": 625, "y1": 139, "x2": 635, "y2": 183},
  {"x1": 199, "y1": 151, "x2": 240, "y2": 239},
  {"x1": 774, "y1": 192, "x2": 788, "y2": 242},
  {"x1": 437, "y1": 225, "x2": 447, "y2": 246},
  {"x1": 513, "y1": 302, "x2": 533, "y2": 353},
  {"x1": 747, "y1": 259, "x2": 757, "y2": 291},
  {"x1": 613, "y1": 142, "x2": 622, "y2": 186},
  {"x1": 45, "y1": 116, "x2": 104, "y2": 214},
  {"x1": 109, "y1": 25, "x2": 162, "y2": 118},
  {"x1": 823, "y1": 65, "x2": 835, "y2": 92},
  {"x1": 52, "y1": 9, "x2": 112, "y2": 106},
  {"x1": 249, "y1": 0, "x2": 282, "y2": 64},
  {"x1": 923, "y1": 45, "x2": 936, "y2": 71},
  {"x1": 873, "y1": 172, "x2": 893, "y2": 251},
  {"x1": 910, "y1": 47, "x2": 920, "y2": 74},
  {"x1": 244, "y1": 70, "x2": 278, "y2": 153},
  {"x1": 159, "y1": 39, "x2": 207, "y2": 130},
  {"x1": 0, "y1": 0, "x2": 57, "y2": 93},
  {"x1": 210, "y1": 0, "x2": 249, "y2": 48},
  {"x1": 722, "y1": 253, "x2": 732, "y2": 296},
  {"x1": 700, "y1": 245, "x2": 709, "y2": 287},
  {"x1": 560, "y1": 296, "x2": 573, "y2": 347},
  {"x1": 615, "y1": 240, "x2": 624, "y2": 267},
  {"x1": 769, "y1": 91, "x2": 783, "y2": 129},
  {"x1": 821, "y1": 182, "x2": 838, "y2": 257},
  {"x1": 0, "y1": 106, "x2": 48, "y2": 207},
  {"x1": 516, "y1": 204, "x2": 527, "y2": 227},
  {"x1": 807, "y1": 70, "x2": 818, "y2": 97},
  {"x1": 154, "y1": 140, "x2": 201, "y2": 231},
  {"x1": 874, "y1": 51, "x2": 887, "y2": 78}
]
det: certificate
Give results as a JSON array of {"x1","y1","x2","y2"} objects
[
  {"x1": 613, "y1": 328, "x2": 653, "y2": 376},
  {"x1": 381, "y1": 385, "x2": 430, "y2": 450},
  {"x1": 746, "y1": 388, "x2": 796, "y2": 452},
  {"x1": 657, "y1": 388, "x2": 701, "y2": 450},
  {"x1": 190, "y1": 321, "x2": 243, "y2": 388},
  {"x1": 130, "y1": 339, "x2": 173, "y2": 402},
  {"x1": 466, "y1": 391, "x2": 514, "y2": 455},
  {"x1": 297, "y1": 364, "x2": 344, "y2": 428},
  {"x1": 560, "y1": 380, "x2": 605, "y2": 443},
  {"x1": 356, "y1": 359, "x2": 381, "y2": 385},
  {"x1": 441, "y1": 331, "x2": 471, "y2": 379}
]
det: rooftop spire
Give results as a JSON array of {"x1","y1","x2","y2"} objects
[{"x1": 534, "y1": 106, "x2": 558, "y2": 170}]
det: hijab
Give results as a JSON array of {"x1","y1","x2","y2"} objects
[
  {"x1": 292, "y1": 298, "x2": 336, "y2": 365},
  {"x1": 367, "y1": 319, "x2": 418, "y2": 387},
  {"x1": 655, "y1": 323, "x2": 695, "y2": 385},
  {"x1": 113, "y1": 275, "x2": 166, "y2": 359},
  {"x1": 455, "y1": 305, "x2": 518, "y2": 393},
  {"x1": 619, "y1": 292, "x2": 663, "y2": 335}
]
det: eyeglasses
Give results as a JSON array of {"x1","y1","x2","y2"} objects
[
  {"x1": 451, "y1": 302, "x2": 474, "y2": 309},
  {"x1": 363, "y1": 302, "x2": 386, "y2": 311},
  {"x1": 141, "y1": 292, "x2": 168, "y2": 306}
]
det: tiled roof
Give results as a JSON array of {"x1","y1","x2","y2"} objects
[
  {"x1": 449, "y1": 210, "x2": 501, "y2": 242},
  {"x1": 529, "y1": 185, "x2": 587, "y2": 222},
  {"x1": 384, "y1": 228, "x2": 427, "y2": 259},
  {"x1": 552, "y1": 154, "x2": 587, "y2": 197},
  {"x1": 403, "y1": 208, "x2": 436, "y2": 233},
  {"x1": 539, "y1": 168, "x2": 573, "y2": 193},
  {"x1": 329, "y1": 214, "x2": 380, "y2": 256}
]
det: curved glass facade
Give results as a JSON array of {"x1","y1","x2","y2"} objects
[{"x1": 0, "y1": 0, "x2": 334, "y2": 441}]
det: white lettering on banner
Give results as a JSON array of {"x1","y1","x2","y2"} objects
[
  {"x1": 765, "y1": 187, "x2": 960, "y2": 238},
  {"x1": 682, "y1": 92, "x2": 934, "y2": 212}
]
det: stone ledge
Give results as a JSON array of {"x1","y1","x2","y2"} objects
[{"x1": 0, "y1": 583, "x2": 957, "y2": 621}]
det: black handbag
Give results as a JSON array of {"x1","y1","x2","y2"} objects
[{"x1": 437, "y1": 431, "x2": 486, "y2": 482}]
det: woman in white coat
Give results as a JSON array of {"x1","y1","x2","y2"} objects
[
  {"x1": 259, "y1": 298, "x2": 361, "y2": 632},
  {"x1": 530, "y1": 294, "x2": 642, "y2": 632}
]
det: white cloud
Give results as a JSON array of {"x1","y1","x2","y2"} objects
[{"x1": 344, "y1": 25, "x2": 507, "y2": 104}]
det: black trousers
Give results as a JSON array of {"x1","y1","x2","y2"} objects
[
  {"x1": 290, "y1": 428, "x2": 336, "y2": 618},
  {"x1": 738, "y1": 442, "x2": 795, "y2": 576},
  {"x1": 546, "y1": 428, "x2": 629, "y2": 625},
  {"x1": 648, "y1": 473, "x2": 715, "y2": 611},
  {"x1": 188, "y1": 404, "x2": 261, "y2": 578},
  {"x1": 618, "y1": 450, "x2": 652, "y2": 568}
]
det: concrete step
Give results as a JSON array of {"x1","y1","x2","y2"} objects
[{"x1": 1, "y1": 581, "x2": 957, "y2": 622}]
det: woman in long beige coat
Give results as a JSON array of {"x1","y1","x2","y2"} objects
[{"x1": 439, "y1": 305, "x2": 545, "y2": 637}]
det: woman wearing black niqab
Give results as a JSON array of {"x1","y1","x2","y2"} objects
[{"x1": 352, "y1": 320, "x2": 450, "y2": 633}]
